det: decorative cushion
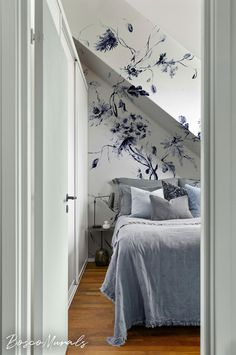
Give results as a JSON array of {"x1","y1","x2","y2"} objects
[
  {"x1": 162, "y1": 181, "x2": 188, "y2": 201},
  {"x1": 184, "y1": 184, "x2": 201, "y2": 217},
  {"x1": 150, "y1": 195, "x2": 193, "y2": 221},
  {"x1": 131, "y1": 187, "x2": 164, "y2": 219}
]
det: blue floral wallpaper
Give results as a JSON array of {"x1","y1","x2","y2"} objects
[
  {"x1": 84, "y1": 66, "x2": 200, "y2": 258},
  {"x1": 92, "y1": 26, "x2": 198, "y2": 81},
  {"x1": 86, "y1": 71, "x2": 199, "y2": 181},
  {"x1": 78, "y1": 16, "x2": 201, "y2": 258},
  {"x1": 79, "y1": 19, "x2": 201, "y2": 135}
]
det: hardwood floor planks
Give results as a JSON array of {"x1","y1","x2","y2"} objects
[{"x1": 67, "y1": 263, "x2": 200, "y2": 355}]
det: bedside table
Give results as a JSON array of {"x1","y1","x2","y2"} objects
[{"x1": 88, "y1": 227, "x2": 115, "y2": 266}]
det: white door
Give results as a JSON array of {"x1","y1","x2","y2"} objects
[
  {"x1": 61, "y1": 30, "x2": 77, "y2": 300},
  {"x1": 34, "y1": 1, "x2": 68, "y2": 353}
]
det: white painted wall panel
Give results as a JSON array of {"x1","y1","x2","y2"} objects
[
  {"x1": 61, "y1": 30, "x2": 76, "y2": 294},
  {"x1": 46, "y1": 0, "x2": 61, "y2": 34},
  {"x1": 76, "y1": 64, "x2": 88, "y2": 275}
]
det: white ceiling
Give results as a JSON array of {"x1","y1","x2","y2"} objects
[{"x1": 125, "y1": 0, "x2": 201, "y2": 58}]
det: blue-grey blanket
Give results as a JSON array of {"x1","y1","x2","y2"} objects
[{"x1": 100, "y1": 216, "x2": 201, "y2": 346}]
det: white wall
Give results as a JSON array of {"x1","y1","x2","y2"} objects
[{"x1": 126, "y1": 0, "x2": 201, "y2": 58}]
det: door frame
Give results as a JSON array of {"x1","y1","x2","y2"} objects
[
  {"x1": 33, "y1": 0, "x2": 87, "y2": 349},
  {"x1": 59, "y1": 2, "x2": 88, "y2": 304},
  {"x1": 202, "y1": 0, "x2": 236, "y2": 353},
  {"x1": 61, "y1": 17, "x2": 78, "y2": 304},
  {"x1": 1, "y1": 0, "x2": 33, "y2": 353},
  {"x1": 1, "y1": 0, "x2": 234, "y2": 354}
]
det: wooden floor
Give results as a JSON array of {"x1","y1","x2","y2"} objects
[{"x1": 67, "y1": 263, "x2": 200, "y2": 355}]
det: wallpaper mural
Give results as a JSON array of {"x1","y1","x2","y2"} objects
[
  {"x1": 78, "y1": 14, "x2": 201, "y2": 258},
  {"x1": 92, "y1": 25, "x2": 198, "y2": 81},
  {"x1": 88, "y1": 77, "x2": 199, "y2": 180},
  {"x1": 78, "y1": 12, "x2": 201, "y2": 136},
  {"x1": 84, "y1": 66, "x2": 200, "y2": 258}
]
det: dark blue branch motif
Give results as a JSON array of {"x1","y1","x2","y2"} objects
[
  {"x1": 95, "y1": 29, "x2": 118, "y2": 52},
  {"x1": 108, "y1": 83, "x2": 149, "y2": 118},
  {"x1": 92, "y1": 24, "x2": 197, "y2": 85},
  {"x1": 193, "y1": 132, "x2": 201, "y2": 142},
  {"x1": 161, "y1": 154, "x2": 176, "y2": 176},
  {"x1": 127, "y1": 23, "x2": 133, "y2": 33},
  {"x1": 118, "y1": 99, "x2": 127, "y2": 112},
  {"x1": 161, "y1": 135, "x2": 197, "y2": 168},
  {"x1": 111, "y1": 114, "x2": 149, "y2": 142},
  {"x1": 127, "y1": 85, "x2": 149, "y2": 97},
  {"x1": 92, "y1": 158, "x2": 99, "y2": 169},
  {"x1": 124, "y1": 64, "x2": 143, "y2": 79},
  {"x1": 90, "y1": 101, "x2": 112, "y2": 124},
  {"x1": 79, "y1": 21, "x2": 199, "y2": 101},
  {"x1": 179, "y1": 115, "x2": 189, "y2": 130},
  {"x1": 178, "y1": 115, "x2": 201, "y2": 142},
  {"x1": 151, "y1": 84, "x2": 157, "y2": 93},
  {"x1": 128, "y1": 144, "x2": 158, "y2": 180},
  {"x1": 88, "y1": 79, "x2": 199, "y2": 179},
  {"x1": 155, "y1": 53, "x2": 197, "y2": 79}
]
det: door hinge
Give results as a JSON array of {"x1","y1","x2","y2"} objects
[{"x1": 30, "y1": 28, "x2": 35, "y2": 44}]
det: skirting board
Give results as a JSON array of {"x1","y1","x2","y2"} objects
[
  {"x1": 68, "y1": 259, "x2": 88, "y2": 308},
  {"x1": 88, "y1": 258, "x2": 95, "y2": 262}
]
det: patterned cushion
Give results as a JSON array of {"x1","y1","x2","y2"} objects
[{"x1": 162, "y1": 181, "x2": 188, "y2": 201}]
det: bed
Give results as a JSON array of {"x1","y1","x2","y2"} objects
[{"x1": 101, "y1": 215, "x2": 201, "y2": 346}]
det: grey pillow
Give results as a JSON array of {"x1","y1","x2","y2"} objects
[
  {"x1": 178, "y1": 178, "x2": 201, "y2": 188},
  {"x1": 113, "y1": 177, "x2": 178, "y2": 189},
  {"x1": 119, "y1": 184, "x2": 159, "y2": 216},
  {"x1": 150, "y1": 195, "x2": 193, "y2": 221},
  {"x1": 131, "y1": 187, "x2": 164, "y2": 219},
  {"x1": 113, "y1": 177, "x2": 178, "y2": 213}
]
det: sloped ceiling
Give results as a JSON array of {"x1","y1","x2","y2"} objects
[
  {"x1": 62, "y1": 0, "x2": 201, "y2": 156},
  {"x1": 125, "y1": 0, "x2": 201, "y2": 58},
  {"x1": 75, "y1": 39, "x2": 200, "y2": 156}
]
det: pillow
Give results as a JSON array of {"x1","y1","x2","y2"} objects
[
  {"x1": 119, "y1": 184, "x2": 160, "y2": 216},
  {"x1": 162, "y1": 181, "x2": 188, "y2": 201},
  {"x1": 178, "y1": 178, "x2": 201, "y2": 188},
  {"x1": 113, "y1": 177, "x2": 178, "y2": 189},
  {"x1": 131, "y1": 187, "x2": 164, "y2": 219},
  {"x1": 112, "y1": 177, "x2": 178, "y2": 213},
  {"x1": 184, "y1": 184, "x2": 201, "y2": 217},
  {"x1": 150, "y1": 195, "x2": 193, "y2": 221}
]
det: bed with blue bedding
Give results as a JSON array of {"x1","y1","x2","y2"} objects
[{"x1": 101, "y1": 215, "x2": 201, "y2": 346}]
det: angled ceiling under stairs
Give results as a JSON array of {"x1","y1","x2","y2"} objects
[{"x1": 62, "y1": 0, "x2": 201, "y2": 157}]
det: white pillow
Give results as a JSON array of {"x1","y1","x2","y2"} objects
[{"x1": 131, "y1": 186, "x2": 164, "y2": 219}]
